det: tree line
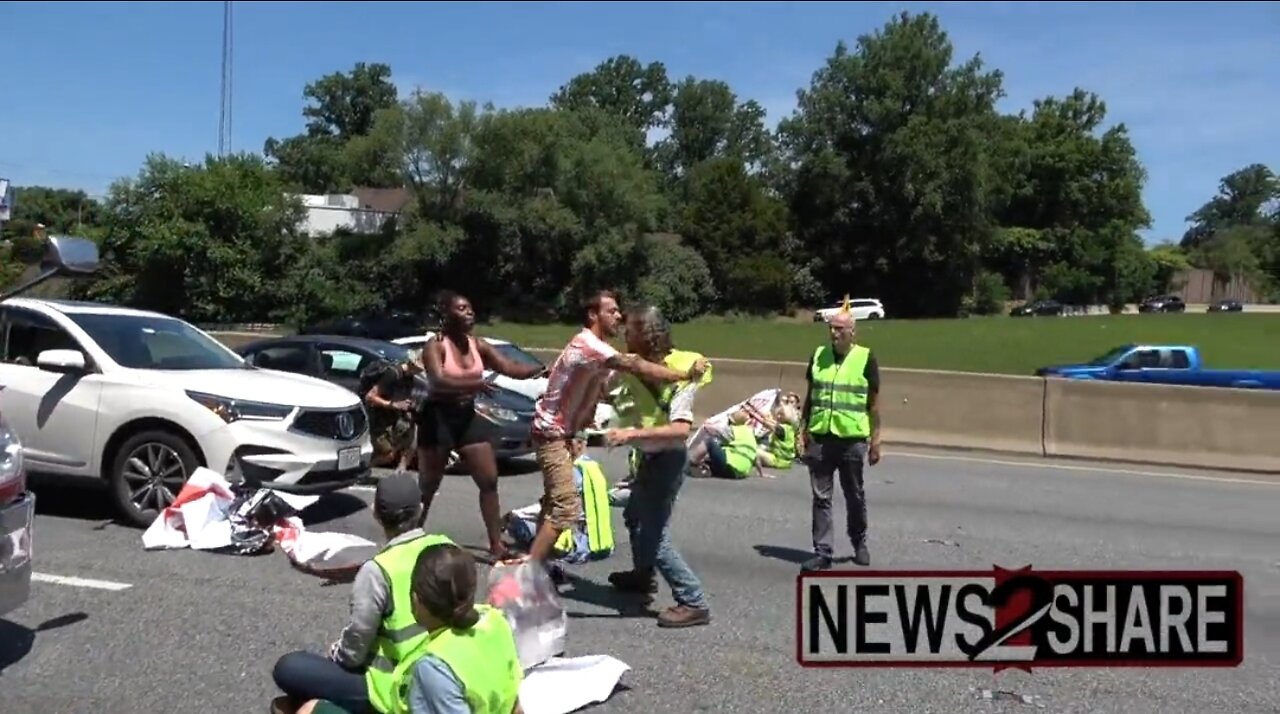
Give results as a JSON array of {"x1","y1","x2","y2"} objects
[{"x1": 2, "y1": 11, "x2": 1277, "y2": 325}]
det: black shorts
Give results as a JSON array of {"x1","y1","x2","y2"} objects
[{"x1": 416, "y1": 399, "x2": 488, "y2": 450}]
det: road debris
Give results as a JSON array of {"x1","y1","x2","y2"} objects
[
  {"x1": 923, "y1": 538, "x2": 961, "y2": 547},
  {"x1": 970, "y1": 687, "x2": 1046, "y2": 707}
]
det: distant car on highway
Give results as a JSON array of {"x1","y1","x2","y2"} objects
[
  {"x1": 1207, "y1": 299, "x2": 1244, "y2": 313},
  {"x1": 236, "y1": 334, "x2": 538, "y2": 464},
  {"x1": 393, "y1": 334, "x2": 620, "y2": 432},
  {"x1": 1034, "y1": 343, "x2": 1280, "y2": 390},
  {"x1": 813, "y1": 298, "x2": 886, "y2": 322},
  {"x1": 1010, "y1": 299, "x2": 1065, "y2": 317},
  {"x1": 1138, "y1": 295, "x2": 1186, "y2": 313}
]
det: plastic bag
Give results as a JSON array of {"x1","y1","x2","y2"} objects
[{"x1": 485, "y1": 560, "x2": 567, "y2": 671}]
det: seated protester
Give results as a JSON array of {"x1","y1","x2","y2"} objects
[
  {"x1": 504, "y1": 438, "x2": 614, "y2": 567},
  {"x1": 701, "y1": 409, "x2": 763, "y2": 480},
  {"x1": 756, "y1": 402, "x2": 801, "y2": 471},
  {"x1": 294, "y1": 543, "x2": 525, "y2": 714},
  {"x1": 363, "y1": 351, "x2": 424, "y2": 473},
  {"x1": 271, "y1": 474, "x2": 456, "y2": 714}
]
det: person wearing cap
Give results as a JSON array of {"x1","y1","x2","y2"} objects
[
  {"x1": 271, "y1": 474, "x2": 457, "y2": 714},
  {"x1": 799, "y1": 297, "x2": 882, "y2": 572},
  {"x1": 292, "y1": 543, "x2": 525, "y2": 714}
]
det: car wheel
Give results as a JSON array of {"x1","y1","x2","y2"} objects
[
  {"x1": 109, "y1": 430, "x2": 200, "y2": 528},
  {"x1": 868, "y1": 312, "x2": 882, "y2": 320}
]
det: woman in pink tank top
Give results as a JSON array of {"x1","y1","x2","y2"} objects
[{"x1": 416, "y1": 290, "x2": 546, "y2": 559}]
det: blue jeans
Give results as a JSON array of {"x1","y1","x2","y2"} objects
[
  {"x1": 624, "y1": 448, "x2": 708, "y2": 610},
  {"x1": 703, "y1": 439, "x2": 741, "y2": 479},
  {"x1": 272, "y1": 650, "x2": 370, "y2": 713}
]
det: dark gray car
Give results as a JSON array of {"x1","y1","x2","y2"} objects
[{"x1": 234, "y1": 335, "x2": 536, "y2": 463}]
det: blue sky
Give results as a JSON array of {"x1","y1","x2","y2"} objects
[{"x1": 2, "y1": 1, "x2": 1277, "y2": 243}]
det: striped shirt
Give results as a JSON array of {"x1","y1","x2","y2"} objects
[{"x1": 532, "y1": 328, "x2": 619, "y2": 440}]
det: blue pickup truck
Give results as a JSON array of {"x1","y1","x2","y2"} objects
[{"x1": 1035, "y1": 344, "x2": 1280, "y2": 390}]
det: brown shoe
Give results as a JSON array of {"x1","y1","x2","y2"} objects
[
  {"x1": 657, "y1": 604, "x2": 711, "y2": 628},
  {"x1": 269, "y1": 696, "x2": 295, "y2": 714}
]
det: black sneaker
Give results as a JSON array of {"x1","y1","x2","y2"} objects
[
  {"x1": 608, "y1": 570, "x2": 657, "y2": 594},
  {"x1": 801, "y1": 555, "x2": 833, "y2": 572}
]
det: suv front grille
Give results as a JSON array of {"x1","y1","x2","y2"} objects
[{"x1": 293, "y1": 407, "x2": 368, "y2": 441}]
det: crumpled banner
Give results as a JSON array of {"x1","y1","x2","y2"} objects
[
  {"x1": 689, "y1": 387, "x2": 781, "y2": 448},
  {"x1": 141, "y1": 467, "x2": 377, "y2": 575}
]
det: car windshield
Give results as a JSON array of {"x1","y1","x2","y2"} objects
[
  {"x1": 67, "y1": 313, "x2": 245, "y2": 370},
  {"x1": 1088, "y1": 344, "x2": 1135, "y2": 366},
  {"x1": 493, "y1": 343, "x2": 544, "y2": 370}
]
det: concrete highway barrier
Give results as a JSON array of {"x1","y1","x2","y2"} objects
[{"x1": 215, "y1": 334, "x2": 1280, "y2": 473}]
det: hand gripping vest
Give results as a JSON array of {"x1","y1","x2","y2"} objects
[
  {"x1": 723, "y1": 423, "x2": 759, "y2": 477},
  {"x1": 554, "y1": 456, "x2": 614, "y2": 557},
  {"x1": 616, "y1": 349, "x2": 713, "y2": 430},
  {"x1": 365, "y1": 532, "x2": 457, "y2": 713},
  {"x1": 807, "y1": 344, "x2": 871, "y2": 439},
  {"x1": 386, "y1": 604, "x2": 523, "y2": 714}
]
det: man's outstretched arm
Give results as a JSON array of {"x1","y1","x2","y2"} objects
[{"x1": 605, "y1": 353, "x2": 706, "y2": 384}]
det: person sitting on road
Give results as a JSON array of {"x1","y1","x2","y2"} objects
[
  {"x1": 700, "y1": 409, "x2": 764, "y2": 480},
  {"x1": 292, "y1": 543, "x2": 525, "y2": 714},
  {"x1": 756, "y1": 402, "x2": 801, "y2": 471},
  {"x1": 270, "y1": 474, "x2": 457, "y2": 714},
  {"x1": 502, "y1": 437, "x2": 615, "y2": 575},
  {"x1": 363, "y1": 351, "x2": 424, "y2": 474}
]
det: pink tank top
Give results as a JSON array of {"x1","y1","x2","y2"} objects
[{"x1": 430, "y1": 334, "x2": 484, "y2": 397}]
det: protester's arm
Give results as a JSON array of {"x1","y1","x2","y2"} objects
[
  {"x1": 605, "y1": 352, "x2": 706, "y2": 384},
  {"x1": 422, "y1": 338, "x2": 488, "y2": 391},
  {"x1": 608, "y1": 383, "x2": 699, "y2": 445},
  {"x1": 407, "y1": 655, "x2": 471, "y2": 714},
  {"x1": 800, "y1": 352, "x2": 815, "y2": 450},
  {"x1": 365, "y1": 369, "x2": 409, "y2": 411},
  {"x1": 477, "y1": 340, "x2": 545, "y2": 379},
  {"x1": 332, "y1": 562, "x2": 389, "y2": 669}
]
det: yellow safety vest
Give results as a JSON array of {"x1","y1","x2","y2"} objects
[
  {"x1": 769, "y1": 423, "x2": 797, "y2": 468},
  {"x1": 365, "y1": 533, "x2": 457, "y2": 713},
  {"x1": 723, "y1": 423, "x2": 758, "y2": 477},
  {"x1": 617, "y1": 349, "x2": 713, "y2": 429},
  {"x1": 386, "y1": 605, "x2": 522, "y2": 714},
  {"x1": 554, "y1": 457, "x2": 614, "y2": 556},
  {"x1": 807, "y1": 344, "x2": 871, "y2": 439}
]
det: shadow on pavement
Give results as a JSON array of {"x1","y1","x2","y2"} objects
[
  {"x1": 299, "y1": 492, "x2": 368, "y2": 527},
  {"x1": 559, "y1": 572, "x2": 655, "y2": 620},
  {"x1": 30, "y1": 475, "x2": 118, "y2": 525},
  {"x1": 0, "y1": 612, "x2": 89, "y2": 673},
  {"x1": 753, "y1": 544, "x2": 813, "y2": 565}
]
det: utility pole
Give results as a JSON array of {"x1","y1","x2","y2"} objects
[{"x1": 218, "y1": 0, "x2": 234, "y2": 157}]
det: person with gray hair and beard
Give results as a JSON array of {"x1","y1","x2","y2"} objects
[{"x1": 602, "y1": 305, "x2": 713, "y2": 628}]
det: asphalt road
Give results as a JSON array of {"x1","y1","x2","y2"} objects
[{"x1": 4, "y1": 448, "x2": 1280, "y2": 714}]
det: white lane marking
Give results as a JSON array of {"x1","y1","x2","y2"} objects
[
  {"x1": 350, "y1": 485, "x2": 375, "y2": 493},
  {"x1": 885, "y1": 450, "x2": 1280, "y2": 487},
  {"x1": 32, "y1": 573, "x2": 133, "y2": 591}
]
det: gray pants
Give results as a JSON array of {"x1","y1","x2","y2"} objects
[{"x1": 806, "y1": 435, "x2": 869, "y2": 557}]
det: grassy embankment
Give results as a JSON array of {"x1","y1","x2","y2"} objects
[{"x1": 479, "y1": 313, "x2": 1280, "y2": 375}]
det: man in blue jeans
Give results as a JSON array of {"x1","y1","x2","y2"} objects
[{"x1": 603, "y1": 305, "x2": 712, "y2": 628}]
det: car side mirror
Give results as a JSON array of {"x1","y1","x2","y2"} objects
[
  {"x1": 37, "y1": 349, "x2": 87, "y2": 373},
  {"x1": 41, "y1": 235, "x2": 100, "y2": 276}
]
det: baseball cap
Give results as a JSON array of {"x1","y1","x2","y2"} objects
[{"x1": 374, "y1": 472, "x2": 422, "y2": 519}]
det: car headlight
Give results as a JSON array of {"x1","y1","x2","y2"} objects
[
  {"x1": 476, "y1": 401, "x2": 518, "y2": 423},
  {"x1": 186, "y1": 390, "x2": 295, "y2": 423},
  {"x1": 0, "y1": 415, "x2": 24, "y2": 488}
]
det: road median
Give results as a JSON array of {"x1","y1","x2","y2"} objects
[{"x1": 217, "y1": 334, "x2": 1279, "y2": 473}]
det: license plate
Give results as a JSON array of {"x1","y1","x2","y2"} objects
[{"x1": 337, "y1": 446, "x2": 361, "y2": 471}]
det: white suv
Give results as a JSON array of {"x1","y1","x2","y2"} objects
[
  {"x1": 0, "y1": 297, "x2": 374, "y2": 527},
  {"x1": 814, "y1": 298, "x2": 886, "y2": 322}
]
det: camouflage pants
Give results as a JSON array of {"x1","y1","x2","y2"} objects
[{"x1": 372, "y1": 414, "x2": 415, "y2": 466}]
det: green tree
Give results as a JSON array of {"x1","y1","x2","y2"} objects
[
  {"x1": 264, "y1": 62, "x2": 401, "y2": 193},
  {"x1": 780, "y1": 11, "x2": 1007, "y2": 316},
  {"x1": 550, "y1": 55, "x2": 674, "y2": 146}
]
